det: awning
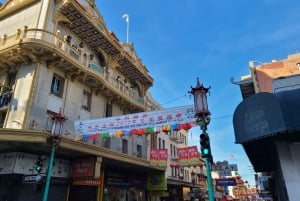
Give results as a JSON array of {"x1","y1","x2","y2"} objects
[
  {"x1": 233, "y1": 92, "x2": 286, "y2": 143},
  {"x1": 233, "y1": 88, "x2": 300, "y2": 144},
  {"x1": 233, "y1": 89, "x2": 300, "y2": 171}
]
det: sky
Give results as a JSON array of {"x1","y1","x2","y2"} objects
[
  {"x1": 95, "y1": 0, "x2": 300, "y2": 186},
  {"x1": 1, "y1": 0, "x2": 300, "y2": 186}
]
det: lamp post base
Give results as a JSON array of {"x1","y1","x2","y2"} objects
[
  {"x1": 205, "y1": 157, "x2": 215, "y2": 201},
  {"x1": 42, "y1": 143, "x2": 56, "y2": 201}
]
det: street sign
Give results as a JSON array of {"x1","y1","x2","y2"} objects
[
  {"x1": 23, "y1": 174, "x2": 44, "y2": 183},
  {"x1": 218, "y1": 170, "x2": 232, "y2": 177},
  {"x1": 216, "y1": 178, "x2": 237, "y2": 186},
  {"x1": 211, "y1": 161, "x2": 238, "y2": 172}
]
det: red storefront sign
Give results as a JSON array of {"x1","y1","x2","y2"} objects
[
  {"x1": 70, "y1": 157, "x2": 95, "y2": 177},
  {"x1": 73, "y1": 178, "x2": 101, "y2": 186}
]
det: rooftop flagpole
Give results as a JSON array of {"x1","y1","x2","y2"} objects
[{"x1": 122, "y1": 13, "x2": 129, "y2": 43}]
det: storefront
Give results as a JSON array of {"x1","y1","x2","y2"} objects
[
  {"x1": 0, "y1": 152, "x2": 71, "y2": 201},
  {"x1": 103, "y1": 168, "x2": 146, "y2": 201},
  {"x1": 69, "y1": 157, "x2": 101, "y2": 201}
]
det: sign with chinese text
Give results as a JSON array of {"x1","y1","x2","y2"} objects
[
  {"x1": 150, "y1": 148, "x2": 168, "y2": 167},
  {"x1": 178, "y1": 146, "x2": 200, "y2": 167},
  {"x1": 74, "y1": 105, "x2": 195, "y2": 136},
  {"x1": 70, "y1": 157, "x2": 95, "y2": 177}
]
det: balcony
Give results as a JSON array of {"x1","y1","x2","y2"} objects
[
  {"x1": 169, "y1": 132, "x2": 185, "y2": 144},
  {"x1": 0, "y1": 28, "x2": 147, "y2": 112},
  {"x1": 170, "y1": 155, "x2": 179, "y2": 160}
]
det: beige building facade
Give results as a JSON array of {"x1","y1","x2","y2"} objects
[{"x1": 0, "y1": 1, "x2": 206, "y2": 201}]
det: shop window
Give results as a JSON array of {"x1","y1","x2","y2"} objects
[
  {"x1": 82, "y1": 90, "x2": 91, "y2": 111},
  {"x1": 122, "y1": 139, "x2": 128, "y2": 154},
  {"x1": 50, "y1": 73, "x2": 65, "y2": 98}
]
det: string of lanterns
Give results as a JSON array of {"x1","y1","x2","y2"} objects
[{"x1": 75, "y1": 122, "x2": 193, "y2": 142}]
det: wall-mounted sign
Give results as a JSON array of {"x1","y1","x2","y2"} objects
[
  {"x1": 70, "y1": 157, "x2": 95, "y2": 177},
  {"x1": 73, "y1": 177, "x2": 101, "y2": 186},
  {"x1": 212, "y1": 161, "x2": 238, "y2": 172},
  {"x1": 216, "y1": 178, "x2": 237, "y2": 186}
]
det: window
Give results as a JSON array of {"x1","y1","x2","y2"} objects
[
  {"x1": 82, "y1": 90, "x2": 91, "y2": 111},
  {"x1": 137, "y1": 144, "x2": 142, "y2": 158},
  {"x1": 173, "y1": 146, "x2": 177, "y2": 157},
  {"x1": 122, "y1": 139, "x2": 128, "y2": 154},
  {"x1": 151, "y1": 134, "x2": 157, "y2": 148},
  {"x1": 7, "y1": 72, "x2": 16, "y2": 89},
  {"x1": 0, "y1": 111, "x2": 6, "y2": 127},
  {"x1": 102, "y1": 138, "x2": 110, "y2": 149},
  {"x1": 105, "y1": 102, "x2": 112, "y2": 117},
  {"x1": 50, "y1": 73, "x2": 65, "y2": 98},
  {"x1": 158, "y1": 138, "x2": 161, "y2": 149}
]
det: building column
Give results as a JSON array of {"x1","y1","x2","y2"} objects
[{"x1": 276, "y1": 141, "x2": 300, "y2": 201}]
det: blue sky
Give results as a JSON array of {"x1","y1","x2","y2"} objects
[{"x1": 96, "y1": 0, "x2": 300, "y2": 186}]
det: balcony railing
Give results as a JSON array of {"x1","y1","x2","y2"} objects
[{"x1": 0, "y1": 27, "x2": 145, "y2": 107}]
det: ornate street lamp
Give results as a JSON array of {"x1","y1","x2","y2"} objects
[
  {"x1": 189, "y1": 78, "x2": 214, "y2": 201},
  {"x1": 43, "y1": 109, "x2": 67, "y2": 201}
]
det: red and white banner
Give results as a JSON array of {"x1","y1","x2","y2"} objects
[
  {"x1": 74, "y1": 105, "x2": 195, "y2": 136},
  {"x1": 150, "y1": 148, "x2": 168, "y2": 167},
  {"x1": 178, "y1": 146, "x2": 200, "y2": 167}
]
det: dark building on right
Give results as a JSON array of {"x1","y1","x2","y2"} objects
[{"x1": 232, "y1": 53, "x2": 300, "y2": 201}]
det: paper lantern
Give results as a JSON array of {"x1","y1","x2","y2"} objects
[
  {"x1": 162, "y1": 125, "x2": 170, "y2": 132},
  {"x1": 136, "y1": 128, "x2": 146, "y2": 136},
  {"x1": 171, "y1": 124, "x2": 179, "y2": 131},
  {"x1": 123, "y1": 130, "x2": 130, "y2": 136},
  {"x1": 130, "y1": 129, "x2": 138, "y2": 136},
  {"x1": 101, "y1": 132, "x2": 109, "y2": 139},
  {"x1": 146, "y1": 127, "x2": 154, "y2": 134},
  {"x1": 115, "y1": 130, "x2": 123, "y2": 138}
]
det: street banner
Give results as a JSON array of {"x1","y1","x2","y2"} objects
[
  {"x1": 74, "y1": 105, "x2": 195, "y2": 137},
  {"x1": 178, "y1": 146, "x2": 200, "y2": 167},
  {"x1": 150, "y1": 148, "x2": 168, "y2": 168},
  {"x1": 178, "y1": 147, "x2": 189, "y2": 166}
]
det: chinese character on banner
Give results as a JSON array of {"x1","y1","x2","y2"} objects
[
  {"x1": 158, "y1": 149, "x2": 168, "y2": 167},
  {"x1": 150, "y1": 148, "x2": 159, "y2": 166},
  {"x1": 188, "y1": 146, "x2": 200, "y2": 166},
  {"x1": 178, "y1": 147, "x2": 189, "y2": 166}
]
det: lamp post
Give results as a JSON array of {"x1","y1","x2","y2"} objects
[
  {"x1": 43, "y1": 109, "x2": 67, "y2": 201},
  {"x1": 189, "y1": 78, "x2": 214, "y2": 201}
]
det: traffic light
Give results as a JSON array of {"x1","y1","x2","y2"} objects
[
  {"x1": 35, "y1": 156, "x2": 43, "y2": 174},
  {"x1": 200, "y1": 133, "x2": 211, "y2": 158}
]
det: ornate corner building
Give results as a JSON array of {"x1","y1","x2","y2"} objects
[{"x1": 0, "y1": 1, "x2": 168, "y2": 201}]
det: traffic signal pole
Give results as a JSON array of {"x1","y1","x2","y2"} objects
[
  {"x1": 205, "y1": 156, "x2": 214, "y2": 201},
  {"x1": 198, "y1": 118, "x2": 215, "y2": 201},
  {"x1": 189, "y1": 78, "x2": 214, "y2": 201},
  {"x1": 42, "y1": 138, "x2": 57, "y2": 201}
]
